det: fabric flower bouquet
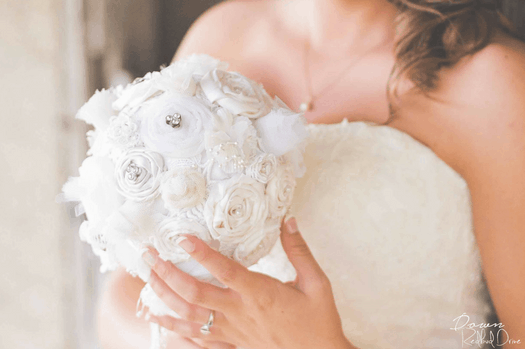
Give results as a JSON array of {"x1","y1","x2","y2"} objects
[{"x1": 58, "y1": 54, "x2": 308, "y2": 348}]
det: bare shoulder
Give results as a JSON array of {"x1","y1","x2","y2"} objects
[
  {"x1": 438, "y1": 30, "x2": 525, "y2": 115},
  {"x1": 395, "y1": 29, "x2": 525, "y2": 178},
  {"x1": 172, "y1": 0, "x2": 274, "y2": 64},
  {"x1": 426, "y1": 33, "x2": 525, "y2": 336}
]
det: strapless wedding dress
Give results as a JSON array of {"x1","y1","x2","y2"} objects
[{"x1": 250, "y1": 118, "x2": 495, "y2": 349}]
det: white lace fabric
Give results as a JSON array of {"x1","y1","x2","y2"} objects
[{"x1": 250, "y1": 118, "x2": 494, "y2": 349}]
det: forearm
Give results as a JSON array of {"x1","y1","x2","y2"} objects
[{"x1": 96, "y1": 269, "x2": 151, "y2": 349}]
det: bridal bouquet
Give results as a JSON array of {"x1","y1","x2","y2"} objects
[{"x1": 58, "y1": 54, "x2": 308, "y2": 348}]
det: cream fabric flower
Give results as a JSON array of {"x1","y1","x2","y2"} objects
[
  {"x1": 229, "y1": 116, "x2": 260, "y2": 162},
  {"x1": 154, "y1": 217, "x2": 211, "y2": 263},
  {"x1": 266, "y1": 163, "x2": 296, "y2": 218},
  {"x1": 204, "y1": 174, "x2": 269, "y2": 254},
  {"x1": 233, "y1": 221, "x2": 281, "y2": 267},
  {"x1": 200, "y1": 69, "x2": 272, "y2": 119},
  {"x1": 246, "y1": 153, "x2": 277, "y2": 184},
  {"x1": 160, "y1": 167, "x2": 206, "y2": 212},
  {"x1": 115, "y1": 148, "x2": 166, "y2": 202},
  {"x1": 205, "y1": 131, "x2": 246, "y2": 175}
]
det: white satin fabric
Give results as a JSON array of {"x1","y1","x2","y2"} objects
[{"x1": 250, "y1": 118, "x2": 494, "y2": 349}]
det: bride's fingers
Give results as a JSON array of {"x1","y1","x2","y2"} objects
[
  {"x1": 193, "y1": 338, "x2": 236, "y2": 349},
  {"x1": 166, "y1": 334, "x2": 205, "y2": 349},
  {"x1": 148, "y1": 314, "x2": 227, "y2": 343},
  {"x1": 280, "y1": 217, "x2": 331, "y2": 295},
  {"x1": 175, "y1": 235, "x2": 265, "y2": 295},
  {"x1": 148, "y1": 270, "x2": 228, "y2": 325},
  {"x1": 284, "y1": 279, "x2": 298, "y2": 288},
  {"x1": 143, "y1": 248, "x2": 237, "y2": 312}
]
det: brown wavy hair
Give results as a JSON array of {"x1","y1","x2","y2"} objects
[{"x1": 384, "y1": 0, "x2": 522, "y2": 124}]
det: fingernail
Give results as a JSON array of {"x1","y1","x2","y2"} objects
[
  {"x1": 142, "y1": 250, "x2": 156, "y2": 267},
  {"x1": 286, "y1": 216, "x2": 299, "y2": 234},
  {"x1": 176, "y1": 236, "x2": 195, "y2": 253}
]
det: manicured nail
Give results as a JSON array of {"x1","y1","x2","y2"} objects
[
  {"x1": 176, "y1": 236, "x2": 195, "y2": 253},
  {"x1": 286, "y1": 216, "x2": 299, "y2": 234},
  {"x1": 142, "y1": 250, "x2": 156, "y2": 267}
]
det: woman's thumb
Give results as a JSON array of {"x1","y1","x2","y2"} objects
[{"x1": 280, "y1": 216, "x2": 329, "y2": 293}]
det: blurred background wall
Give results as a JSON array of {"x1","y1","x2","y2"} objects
[
  {"x1": 0, "y1": 1, "x2": 221, "y2": 348},
  {"x1": 0, "y1": 0, "x2": 522, "y2": 349},
  {"x1": 0, "y1": 0, "x2": 69, "y2": 348}
]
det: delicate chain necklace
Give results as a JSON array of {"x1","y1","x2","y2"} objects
[{"x1": 299, "y1": 37, "x2": 389, "y2": 113}]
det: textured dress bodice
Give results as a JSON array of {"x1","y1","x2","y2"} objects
[{"x1": 250, "y1": 118, "x2": 494, "y2": 349}]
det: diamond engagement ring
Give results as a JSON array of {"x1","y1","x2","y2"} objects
[{"x1": 200, "y1": 310, "x2": 215, "y2": 335}]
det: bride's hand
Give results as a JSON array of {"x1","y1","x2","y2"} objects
[{"x1": 141, "y1": 217, "x2": 356, "y2": 349}]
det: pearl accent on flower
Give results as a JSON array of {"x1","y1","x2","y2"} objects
[
  {"x1": 209, "y1": 141, "x2": 245, "y2": 173},
  {"x1": 231, "y1": 204, "x2": 244, "y2": 217},
  {"x1": 126, "y1": 162, "x2": 142, "y2": 181}
]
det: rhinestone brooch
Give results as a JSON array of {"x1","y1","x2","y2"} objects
[{"x1": 166, "y1": 113, "x2": 182, "y2": 128}]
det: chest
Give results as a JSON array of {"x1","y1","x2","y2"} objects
[
  {"x1": 224, "y1": 39, "x2": 396, "y2": 125},
  {"x1": 218, "y1": 32, "x2": 466, "y2": 178}
]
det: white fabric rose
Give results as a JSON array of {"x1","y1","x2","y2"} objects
[
  {"x1": 205, "y1": 131, "x2": 246, "y2": 175},
  {"x1": 160, "y1": 167, "x2": 207, "y2": 212},
  {"x1": 113, "y1": 236, "x2": 152, "y2": 281},
  {"x1": 101, "y1": 199, "x2": 167, "y2": 279},
  {"x1": 154, "y1": 217, "x2": 211, "y2": 263},
  {"x1": 266, "y1": 163, "x2": 296, "y2": 218},
  {"x1": 204, "y1": 174, "x2": 269, "y2": 255},
  {"x1": 210, "y1": 107, "x2": 234, "y2": 133},
  {"x1": 76, "y1": 88, "x2": 119, "y2": 132},
  {"x1": 107, "y1": 113, "x2": 142, "y2": 149},
  {"x1": 112, "y1": 71, "x2": 162, "y2": 111},
  {"x1": 280, "y1": 146, "x2": 307, "y2": 178},
  {"x1": 229, "y1": 116, "x2": 260, "y2": 162},
  {"x1": 115, "y1": 148, "x2": 166, "y2": 202},
  {"x1": 233, "y1": 221, "x2": 281, "y2": 267},
  {"x1": 171, "y1": 53, "x2": 229, "y2": 82},
  {"x1": 61, "y1": 156, "x2": 125, "y2": 224},
  {"x1": 138, "y1": 91, "x2": 215, "y2": 158},
  {"x1": 246, "y1": 153, "x2": 277, "y2": 184},
  {"x1": 254, "y1": 108, "x2": 309, "y2": 156},
  {"x1": 79, "y1": 220, "x2": 120, "y2": 272},
  {"x1": 200, "y1": 69, "x2": 272, "y2": 119},
  {"x1": 113, "y1": 54, "x2": 228, "y2": 112},
  {"x1": 151, "y1": 64, "x2": 197, "y2": 97},
  {"x1": 60, "y1": 156, "x2": 126, "y2": 272},
  {"x1": 85, "y1": 129, "x2": 112, "y2": 158}
]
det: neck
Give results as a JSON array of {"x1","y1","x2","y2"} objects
[{"x1": 302, "y1": 0, "x2": 399, "y2": 54}]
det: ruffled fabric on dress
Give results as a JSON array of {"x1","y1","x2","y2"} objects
[{"x1": 250, "y1": 118, "x2": 495, "y2": 349}]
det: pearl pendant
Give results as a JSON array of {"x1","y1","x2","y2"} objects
[{"x1": 299, "y1": 101, "x2": 312, "y2": 112}]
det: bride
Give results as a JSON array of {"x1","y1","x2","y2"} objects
[{"x1": 96, "y1": 0, "x2": 525, "y2": 348}]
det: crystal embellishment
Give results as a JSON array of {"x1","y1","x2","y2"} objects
[{"x1": 166, "y1": 113, "x2": 182, "y2": 128}]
